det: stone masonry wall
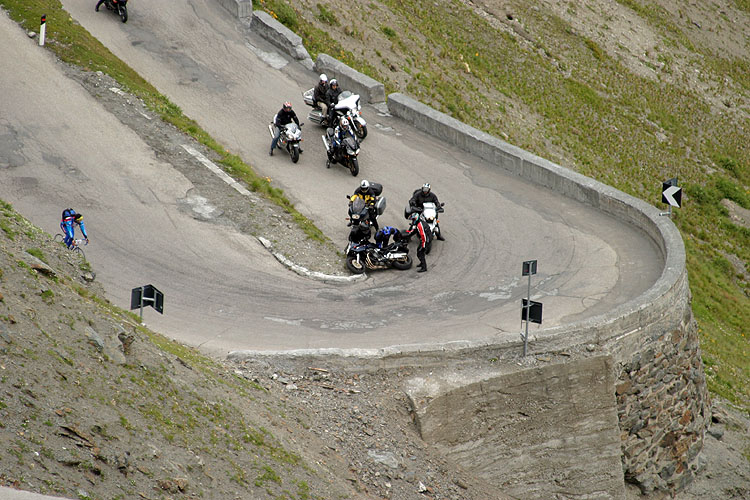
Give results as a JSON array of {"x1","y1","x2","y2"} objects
[{"x1": 613, "y1": 312, "x2": 710, "y2": 494}]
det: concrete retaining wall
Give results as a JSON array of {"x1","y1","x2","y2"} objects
[
  {"x1": 214, "y1": 0, "x2": 252, "y2": 18},
  {"x1": 313, "y1": 54, "x2": 386, "y2": 104},
  {"x1": 249, "y1": 11, "x2": 311, "y2": 63}
]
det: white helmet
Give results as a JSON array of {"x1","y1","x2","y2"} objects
[
  {"x1": 422, "y1": 182, "x2": 431, "y2": 194},
  {"x1": 319, "y1": 73, "x2": 328, "y2": 83},
  {"x1": 340, "y1": 117, "x2": 349, "y2": 129},
  {"x1": 330, "y1": 78, "x2": 338, "y2": 87},
  {"x1": 361, "y1": 180, "x2": 370, "y2": 190}
]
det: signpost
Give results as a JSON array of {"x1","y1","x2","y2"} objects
[
  {"x1": 660, "y1": 177, "x2": 682, "y2": 217},
  {"x1": 521, "y1": 260, "x2": 542, "y2": 356},
  {"x1": 130, "y1": 284, "x2": 164, "y2": 322}
]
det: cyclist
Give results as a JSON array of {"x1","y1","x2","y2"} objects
[{"x1": 60, "y1": 208, "x2": 89, "y2": 249}]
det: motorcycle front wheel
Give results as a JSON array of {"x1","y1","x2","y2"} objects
[
  {"x1": 354, "y1": 122, "x2": 367, "y2": 140},
  {"x1": 118, "y1": 5, "x2": 127, "y2": 22},
  {"x1": 346, "y1": 255, "x2": 366, "y2": 274},
  {"x1": 348, "y1": 157, "x2": 359, "y2": 176},
  {"x1": 391, "y1": 255, "x2": 413, "y2": 270},
  {"x1": 290, "y1": 146, "x2": 300, "y2": 163}
]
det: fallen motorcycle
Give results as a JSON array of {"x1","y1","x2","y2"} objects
[
  {"x1": 268, "y1": 122, "x2": 303, "y2": 163},
  {"x1": 323, "y1": 129, "x2": 360, "y2": 176},
  {"x1": 303, "y1": 88, "x2": 367, "y2": 140},
  {"x1": 95, "y1": 0, "x2": 128, "y2": 23},
  {"x1": 345, "y1": 232, "x2": 412, "y2": 274}
]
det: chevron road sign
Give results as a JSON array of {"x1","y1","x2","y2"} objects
[{"x1": 661, "y1": 177, "x2": 682, "y2": 208}]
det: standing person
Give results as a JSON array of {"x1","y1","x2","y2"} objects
[
  {"x1": 325, "y1": 79, "x2": 342, "y2": 126},
  {"x1": 406, "y1": 212, "x2": 429, "y2": 272},
  {"x1": 409, "y1": 182, "x2": 445, "y2": 240},
  {"x1": 60, "y1": 208, "x2": 89, "y2": 249},
  {"x1": 312, "y1": 74, "x2": 329, "y2": 124},
  {"x1": 269, "y1": 101, "x2": 300, "y2": 156}
]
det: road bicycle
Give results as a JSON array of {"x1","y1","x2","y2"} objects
[{"x1": 54, "y1": 233, "x2": 87, "y2": 261}]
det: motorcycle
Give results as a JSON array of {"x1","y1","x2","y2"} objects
[
  {"x1": 268, "y1": 122, "x2": 303, "y2": 163},
  {"x1": 345, "y1": 232, "x2": 412, "y2": 274},
  {"x1": 95, "y1": 0, "x2": 128, "y2": 23},
  {"x1": 405, "y1": 201, "x2": 445, "y2": 254},
  {"x1": 323, "y1": 128, "x2": 360, "y2": 176},
  {"x1": 347, "y1": 190, "x2": 386, "y2": 233},
  {"x1": 303, "y1": 88, "x2": 368, "y2": 140}
]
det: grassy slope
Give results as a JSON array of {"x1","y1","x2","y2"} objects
[
  {"x1": 0, "y1": 200, "x2": 348, "y2": 499},
  {"x1": 1, "y1": 0, "x2": 746, "y2": 412},
  {"x1": 266, "y1": 0, "x2": 750, "y2": 412}
]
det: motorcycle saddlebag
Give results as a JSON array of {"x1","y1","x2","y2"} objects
[
  {"x1": 375, "y1": 196, "x2": 387, "y2": 215},
  {"x1": 370, "y1": 182, "x2": 383, "y2": 197}
]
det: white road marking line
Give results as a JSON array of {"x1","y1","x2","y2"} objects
[{"x1": 181, "y1": 144, "x2": 256, "y2": 201}]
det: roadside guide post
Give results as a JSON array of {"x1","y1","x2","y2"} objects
[{"x1": 39, "y1": 15, "x2": 46, "y2": 47}]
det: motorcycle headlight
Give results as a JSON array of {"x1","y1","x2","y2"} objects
[{"x1": 351, "y1": 214, "x2": 360, "y2": 220}]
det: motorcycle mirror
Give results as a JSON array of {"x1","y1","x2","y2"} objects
[{"x1": 440, "y1": 202, "x2": 445, "y2": 206}]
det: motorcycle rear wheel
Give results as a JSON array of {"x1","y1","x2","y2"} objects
[
  {"x1": 349, "y1": 157, "x2": 359, "y2": 176},
  {"x1": 391, "y1": 255, "x2": 413, "y2": 270},
  {"x1": 346, "y1": 256, "x2": 366, "y2": 274},
  {"x1": 291, "y1": 147, "x2": 300, "y2": 163},
  {"x1": 119, "y1": 5, "x2": 127, "y2": 22}
]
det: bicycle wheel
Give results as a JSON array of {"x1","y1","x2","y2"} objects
[
  {"x1": 54, "y1": 233, "x2": 65, "y2": 243},
  {"x1": 72, "y1": 245, "x2": 86, "y2": 261}
]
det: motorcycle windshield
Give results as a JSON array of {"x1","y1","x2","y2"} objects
[
  {"x1": 350, "y1": 197, "x2": 366, "y2": 215},
  {"x1": 344, "y1": 135, "x2": 359, "y2": 152},
  {"x1": 336, "y1": 92, "x2": 360, "y2": 110},
  {"x1": 285, "y1": 123, "x2": 299, "y2": 133}
]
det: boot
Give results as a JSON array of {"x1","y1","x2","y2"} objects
[
  {"x1": 269, "y1": 149, "x2": 274, "y2": 156},
  {"x1": 417, "y1": 266, "x2": 427, "y2": 273},
  {"x1": 436, "y1": 233, "x2": 445, "y2": 241}
]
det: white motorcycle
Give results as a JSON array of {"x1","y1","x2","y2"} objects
[
  {"x1": 268, "y1": 122, "x2": 303, "y2": 163},
  {"x1": 303, "y1": 88, "x2": 368, "y2": 140},
  {"x1": 405, "y1": 201, "x2": 445, "y2": 254}
]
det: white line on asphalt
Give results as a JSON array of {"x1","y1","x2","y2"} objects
[{"x1": 181, "y1": 144, "x2": 257, "y2": 201}]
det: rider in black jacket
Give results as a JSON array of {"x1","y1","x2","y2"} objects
[
  {"x1": 409, "y1": 183, "x2": 445, "y2": 241},
  {"x1": 312, "y1": 74, "x2": 329, "y2": 123},
  {"x1": 325, "y1": 79, "x2": 343, "y2": 126},
  {"x1": 270, "y1": 101, "x2": 300, "y2": 156}
]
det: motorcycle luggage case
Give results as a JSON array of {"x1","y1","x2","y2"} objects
[
  {"x1": 375, "y1": 196, "x2": 386, "y2": 215},
  {"x1": 370, "y1": 182, "x2": 383, "y2": 196}
]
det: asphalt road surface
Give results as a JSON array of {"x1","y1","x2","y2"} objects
[{"x1": 0, "y1": 3, "x2": 662, "y2": 356}]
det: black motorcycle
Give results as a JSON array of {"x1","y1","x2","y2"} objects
[
  {"x1": 345, "y1": 234, "x2": 412, "y2": 274},
  {"x1": 95, "y1": 0, "x2": 128, "y2": 23},
  {"x1": 323, "y1": 129, "x2": 360, "y2": 176}
]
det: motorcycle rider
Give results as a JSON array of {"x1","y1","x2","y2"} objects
[
  {"x1": 409, "y1": 182, "x2": 445, "y2": 240},
  {"x1": 328, "y1": 117, "x2": 357, "y2": 166},
  {"x1": 350, "y1": 179, "x2": 380, "y2": 231},
  {"x1": 325, "y1": 79, "x2": 343, "y2": 126},
  {"x1": 312, "y1": 74, "x2": 330, "y2": 124},
  {"x1": 60, "y1": 208, "x2": 89, "y2": 249},
  {"x1": 269, "y1": 101, "x2": 301, "y2": 156},
  {"x1": 406, "y1": 212, "x2": 429, "y2": 272},
  {"x1": 375, "y1": 226, "x2": 400, "y2": 249}
]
